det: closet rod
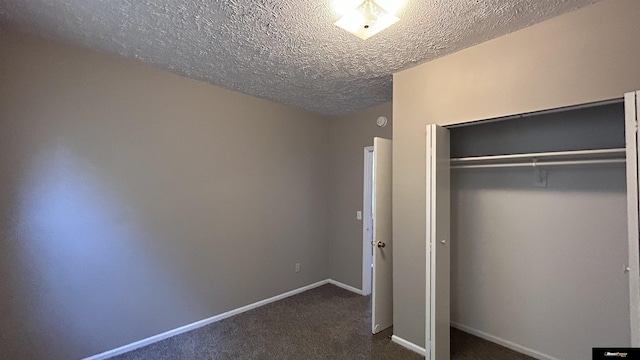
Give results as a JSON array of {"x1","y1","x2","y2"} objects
[
  {"x1": 450, "y1": 148, "x2": 626, "y2": 163},
  {"x1": 451, "y1": 158, "x2": 626, "y2": 170}
]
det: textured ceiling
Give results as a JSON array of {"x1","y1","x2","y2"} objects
[{"x1": 0, "y1": 0, "x2": 599, "y2": 115}]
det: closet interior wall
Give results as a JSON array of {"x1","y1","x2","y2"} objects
[{"x1": 449, "y1": 103, "x2": 630, "y2": 360}]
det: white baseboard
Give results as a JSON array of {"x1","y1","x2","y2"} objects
[
  {"x1": 327, "y1": 279, "x2": 365, "y2": 295},
  {"x1": 451, "y1": 322, "x2": 561, "y2": 360},
  {"x1": 391, "y1": 335, "x2": 427, "y2": 356},
  {"x1": 83, "y1": 279, "x2": 331, "y2": 360}
]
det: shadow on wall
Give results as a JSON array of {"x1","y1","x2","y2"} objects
[{"x1": 1, "y1": 139, "x2": 207, "y2": 359}]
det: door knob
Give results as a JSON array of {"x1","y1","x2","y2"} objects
[{"x1": 377, "y1": 241, "x2": 386, "y2": 248}]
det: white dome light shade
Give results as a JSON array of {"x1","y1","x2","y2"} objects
[{"x1": 333, "y1": 0, "x2": 400, "y2": 40}]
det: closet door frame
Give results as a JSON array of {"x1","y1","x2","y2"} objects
[
  {"x1": 425, "y1": 94, "x2": 639, "y2": 349},
  {"x1": 425, "y1": 124, "x2": 450, "y2": 360},
  {"x1": 625, "y1": 90, "x2": 640, "y2": 346}
]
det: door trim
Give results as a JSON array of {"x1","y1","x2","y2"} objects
[
  {"x1": 425, "y1": 124, "x2": 451, "y2": 360},
  {"x1": 625, "y1": 91, "x2": 640, "y2": 346},
  {"x1": 362, "y1": 146, "x2": 374, "y2": 296}
]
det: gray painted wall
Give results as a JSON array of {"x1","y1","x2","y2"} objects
[
  {"x1": 450, "y1": 105, "x2": 630, "y2": 360},
  {"x1": 392, "y1": 0, "x2": 640, "y2": 347},
  {"x1": 0, "y1": 29, "x2": 331, "y2": 359},
  {"x1": 328, "y1": 103, "x2": 392, "y2": 289}
]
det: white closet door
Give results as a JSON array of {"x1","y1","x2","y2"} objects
[
  {"x1": 625, "y1": 91, "x2": 640, "y2": 346},
  {"x1": 426, "y1": 124, "x2": 450, "y2": 360}
]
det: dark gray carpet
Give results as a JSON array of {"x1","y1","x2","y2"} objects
[
  {"x1": 451, "y1": 327, "x2": 534, "y2": 360},
  {"x1": 110, "y1": 284, "x2": 533, "y2": 360}
]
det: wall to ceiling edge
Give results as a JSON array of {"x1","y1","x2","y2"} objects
[{"x1": 392, "y1": 0, "x2": 640, "y2": 348}]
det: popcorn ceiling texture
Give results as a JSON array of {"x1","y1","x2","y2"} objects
[{"x1": 0, "y1": 0, "x2": 599, "y2": 115}]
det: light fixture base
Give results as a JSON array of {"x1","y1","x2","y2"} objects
[{"x1": 333, "y1": 0, "x2": 399, "y2": 40}]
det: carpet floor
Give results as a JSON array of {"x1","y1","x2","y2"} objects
[{"x1": 110, "y1": 284, "x2": 533, "y2": 360}]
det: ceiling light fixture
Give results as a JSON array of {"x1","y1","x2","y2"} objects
[{"x1": 332, "y1": 0, "x2": 401, "y2": 40}]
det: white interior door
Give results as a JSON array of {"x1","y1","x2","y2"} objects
[
  {"x1": 372, "y1": 137, "x2": 392, "y2": 334},
  {"x1": 625, "y1": 91, "x2": 640, "y2": 346},
  {"x1": 426, "y1": 124, "x2": 450, "y2": 360}
]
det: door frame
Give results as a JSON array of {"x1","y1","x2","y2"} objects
[
  {"x1": 425, "y1": 124, "x2": 451, "y2": 360},
  {"x1": 362, "y1": 146, "x2": 374, "y2": 296},
  {"x1": 429, "y1": 95, "x2": 639, "y2": 353},
  {"x1": 625, "y1": 91, "x2": 640, "y2": 346}
]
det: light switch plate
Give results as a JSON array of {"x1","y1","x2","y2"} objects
[{"x1": 356, "y1": 211, "x2": 362, "y2": 220}]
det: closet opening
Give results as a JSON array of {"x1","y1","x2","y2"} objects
[{"x1": 445, "y1": 100, "x2": 631, "y2": 360}]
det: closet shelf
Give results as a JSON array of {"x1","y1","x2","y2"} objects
[{"x1": 450, "y1": 148, "x2": 626, "y2": 170}]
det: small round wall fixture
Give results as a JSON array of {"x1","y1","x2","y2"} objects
[{"x1": 376, "y1": 116, "x2": 388, "y2": 127}]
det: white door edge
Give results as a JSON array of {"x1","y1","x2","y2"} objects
[{"x1": 362, "y1": 146, "x2": 374, "y2": 296}]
